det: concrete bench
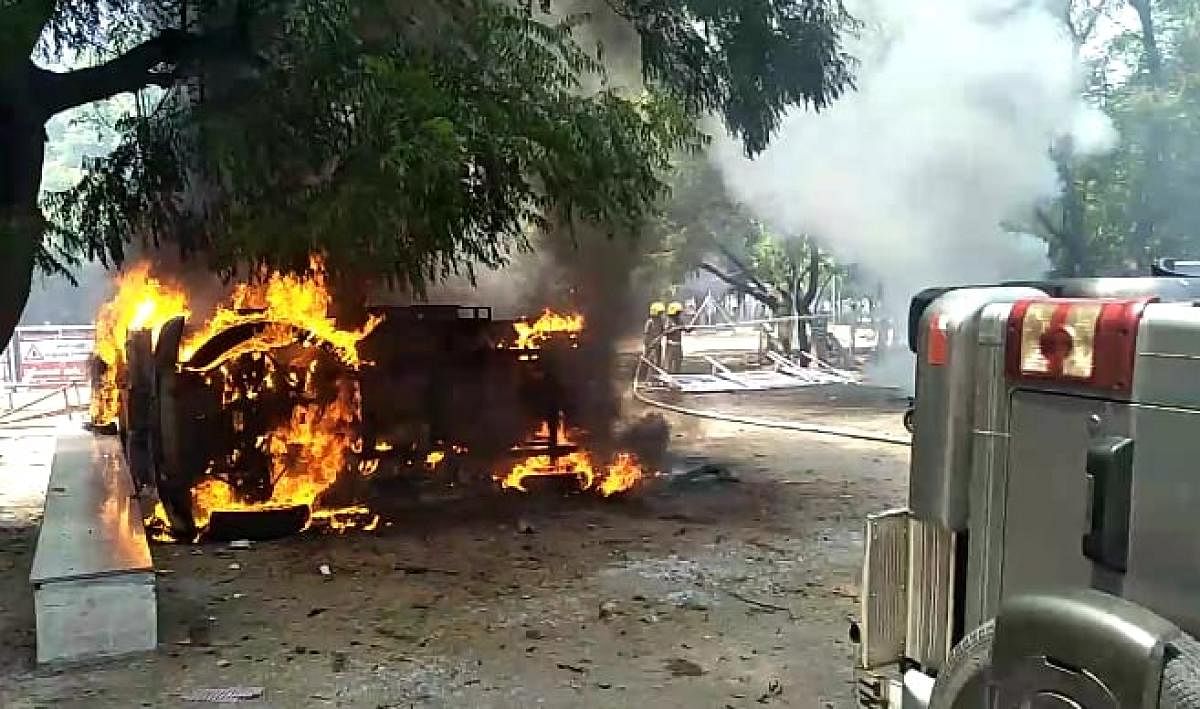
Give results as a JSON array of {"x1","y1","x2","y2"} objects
[{"x1": 29, "y1": 433, "x2": 157, "y2": 663}]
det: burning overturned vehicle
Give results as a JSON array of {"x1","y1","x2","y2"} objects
[{"x1": 88, "y1": 258, "x2": 649, "y2": 542}]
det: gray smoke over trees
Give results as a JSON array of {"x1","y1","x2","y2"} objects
[{"x1": 710, "y1": 0, "x2": 1116, "y2": 344}]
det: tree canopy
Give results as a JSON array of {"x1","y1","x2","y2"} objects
[
  {"x1": 0, "y1": 0, "x2": 857, "y2": 346},
  {"x1": 643, "y1": 156, "x2": 846, "y2": 356},
  {"x1": 1036, "y1": 0, "x2": 1200, "y2": 275}
]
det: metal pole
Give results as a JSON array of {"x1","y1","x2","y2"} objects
[{"x1": 0, "y1": 385, "x2": 68, "y2": 422}]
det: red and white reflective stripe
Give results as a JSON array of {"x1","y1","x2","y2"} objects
[{"x1": 1004, "y1": 297, "x2": 1153, "y2": 394}]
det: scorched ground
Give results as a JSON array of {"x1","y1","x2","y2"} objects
[{"x1": 0, "y1": 384, "x2": 909, "y2": 707}]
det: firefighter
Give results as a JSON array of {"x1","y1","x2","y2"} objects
[
  {"x1": 664, "y1": 301, "x2": 689, "y2": 374},
  {"x1": 643, "y1": 302, "x2": 666, "y2": 370}
]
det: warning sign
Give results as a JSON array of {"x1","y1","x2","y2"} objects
[{"x1": 11, "y1": 326, "x2": 95, "y2": 386}]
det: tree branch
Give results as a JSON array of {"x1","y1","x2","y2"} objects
[
  {"x1": 1129, "y1": 0, "x2": 1163, "y2": 84},
  {"x1": 36, "y1": 30, "x2": 196, "y2": 117},
  {"x1": 813, "y1": 270, "x2": 836, "y2": 305},
  {"x1": 713, "y1": 241, "x2": 774, "y2": 297},
  {"x1": 36, "y1": 5, "x2": 256, "y2": 119},
  {"x1": 700, "y1": 262, "x2": 779, "y2": 309},
  {"x1": 1079, "y1": 2, "x2": 1104, "y2": 44},
  {"x1": 0, "y1": 0, "x2": 55, "y2": 67},
  {"x1": 802, "y1": 245, "x2": 820, "y2": 309},
  {"x1": 1035, "y1": 207, "x2": 1066, "y2": 240}
]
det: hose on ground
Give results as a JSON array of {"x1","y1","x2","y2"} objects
[{"x1": 631, "y1": 353, "x2": 912, "y2": 447}]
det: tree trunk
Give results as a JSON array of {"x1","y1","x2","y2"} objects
[
  {"x1": 1055, "y1": 141, "x2": 1088, "y2": 276},
  {"x1": 0, "y1": 17, "x2": 230, "y2": 350},
  {"x1": 1129, "y1": 0, "x2": 1165, "y2": 269},
  {"x1": 0, "y1": 60, "x2": 50, "y2": 351},
  {"x1": 776, "y1": 298, "x2": 793, "y2": 354},
  {"x1": 794, "y1": 245, "x2": 821, "y2": 364}
]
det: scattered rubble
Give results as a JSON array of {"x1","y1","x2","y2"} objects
[
  {"x1": 598, "y1": 600, "x2": 619, "y2": 620},
  {"x1": 664, "y1": 658, "x2": 705, "y2": 677},
  {"x1": 757, "y1": 678, "x2": 784, "y2": 703},
  {"x1": 182, "y1": 686, "x2": 264, "y2": 702}
]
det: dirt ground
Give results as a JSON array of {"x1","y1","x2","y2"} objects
[{"x1": 0, "y1": 385, "x2": 909, "y2": 708}]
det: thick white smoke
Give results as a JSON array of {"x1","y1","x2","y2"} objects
[{"x1": 712, "y1": 0, "x2": 1116, "y2": 366}]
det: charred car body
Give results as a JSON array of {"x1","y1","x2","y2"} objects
[{"x1": 108, "y1": 304, "x2": 590, "y2": 540}]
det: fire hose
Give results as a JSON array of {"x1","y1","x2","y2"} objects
[
  {"x1": 632, "y1": 319, "x2": 912, "y2": 447},
  {"x1": 632, "y1": 384, "x2": 912, "y2": 447}
]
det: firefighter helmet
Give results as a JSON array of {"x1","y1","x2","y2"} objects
[
  {"x1": 666, "y1": 301, "x2": 684, "y2": 316},
  {"x1": 649, "y1": 302, "x2": 666, "y2": 316}
]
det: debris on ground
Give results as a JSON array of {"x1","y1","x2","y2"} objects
[
  {"x1": 757, "y1": 678, "x2": 784, "y2": 703},
  {"x1": 182, "y1": 686, "x2": 264, "y2": 702},
  {"x1": 0, "y1": 386, "x2": 910, "y2": 706},
  {"x1": 664, "y1": 658, "x2": 705, "y2": 677},
  {"x1": 394, "y1": 564, "x2": 459, "y2": 576},
  {"x1": 830, "y1": 583, "x2": 859, "y2": 599},
  {"x1": 666, "y1": 464, "x2": 739, "y2": 487},
  {"x1": 228, "y1": 540, "x2": 253, "y2": 550},
  {"x1": 598, "y1": 600, "x2": 620, "y2": 619},
  {"x1": 727, "y1": 590, "x2": 790, "y2": 614},
  {"x1": 667, "y1": 590, "x2": 712, "y2": 611}
]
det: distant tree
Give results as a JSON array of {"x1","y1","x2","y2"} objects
[
  {"x1": 1035, "y1": 0, "x2": 1200, "y2": 275},
  {"x1": 0, "y1": 0, "x2": 857, "y2": 348},
  {"x1": 647, "y1": 157, "x2": 837, "y2": 359}
]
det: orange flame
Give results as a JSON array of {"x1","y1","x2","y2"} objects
[
  {"x1": 180, "y1": 255, "x2": 381, "y2": 367},
  {"x1": 496, "y1": 422, "x2": 643, "y2": 496},
  {"x1": 511, "y1": 309, "x2": 584, "y2": 349},
  {"x1": 143, "y1": 500, "x2": 176, "y2": 543},
  {"x1": 90, "y1": 263, "x2": 190, "y2": 425},
  {"x1": 190, "y1": 355, "x2": 373, "y2": 532},
  {"x1": 598, "y1": 454, "x2": 643, "y2": 497},
  {"x1": 98, "y1": 256, "x2": 384, "y2": 537}
]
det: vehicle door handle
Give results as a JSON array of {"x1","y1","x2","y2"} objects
[{"x1": 1082, "y1": 436, "x2": 1135, "y2": 573}]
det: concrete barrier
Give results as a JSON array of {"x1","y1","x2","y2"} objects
[{"x1": 29, "y1": 433, "x2": 156, "y2": 663}]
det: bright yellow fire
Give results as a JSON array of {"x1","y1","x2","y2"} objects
[
  {"x1": 511, "y1": 309, "x2": 584, "y2": 349},
  {"x1": 496, "y1": 421, "x2": 644, "y2": 496},
  {"x1": 598, "y1": 454, "x2": 643, "y2": 497},
  {"x1": 189, "y1": 342, "x2": 375, "y2": 532},
  {"x1": 90, "y1": 263, "x2": 190, "y2": 425},
  {"x1": 179, "y1": 255, "x2": 382, "y2": 367},
  {"x1": 92, "y1": 255, "x2": 383, "y2": 538},
  {"x1": 180, "y1": 258, "x2": 382, "y2": 534}
]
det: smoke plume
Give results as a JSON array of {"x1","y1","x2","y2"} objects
[{"x1": 711, "y1": 0, "x2": 1116, "y2": 387}]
